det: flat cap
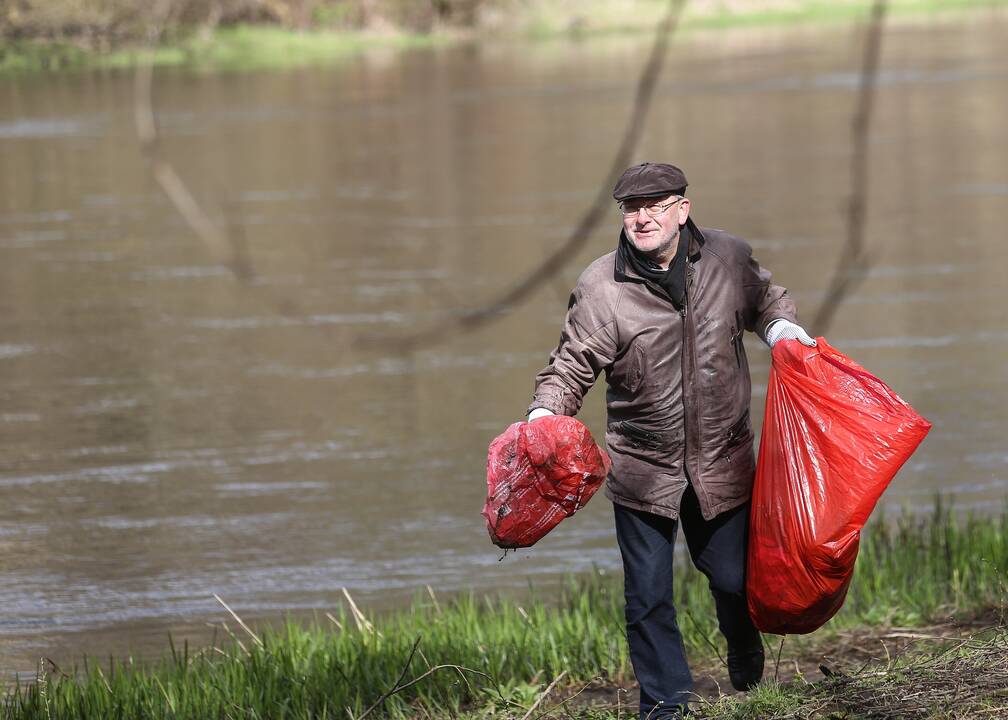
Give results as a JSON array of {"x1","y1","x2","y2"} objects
[{"x1": 612, "y1": 162, "x2": 688, "y2": 201}]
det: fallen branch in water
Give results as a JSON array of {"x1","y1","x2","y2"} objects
[
  {"x1": 811, "y1": 0, "x2": 888, "y2": 337},
  {"x1": 360, "y1": 0, "x2": 688, "y2": 351},
  {"x1": 133, "y1": 0, "x2": 252, "y2": 282}
]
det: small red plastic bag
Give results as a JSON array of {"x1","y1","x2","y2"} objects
[
  {"x1": 747, "y1": 338, "x2": 931, "y2": 634},
  {"x1": 483, "y1": 415, "x2": 611, "y2": 549}
]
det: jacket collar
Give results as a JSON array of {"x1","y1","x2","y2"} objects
[{"x1": 614, "y1": 218, "x2": 705, "y2": 283}]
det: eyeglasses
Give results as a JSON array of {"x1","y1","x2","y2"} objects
[{"x1": 619, "y1": 197, "x2": 683, "y2": 218}]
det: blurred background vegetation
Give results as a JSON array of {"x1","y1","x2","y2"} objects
[
  {"x1": 4, "y1": 0, "x2": 1001, "y2": 72},
  {"x1": 2, "y1": 0, "x2": 997, "y2": 50},
  {"x1": 0, "y1": 0, "x2": 477, "y2": 43}
]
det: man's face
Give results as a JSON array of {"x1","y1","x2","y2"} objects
[{"x1": 621, "y1": 193, "x2": 691, "y2": 261}]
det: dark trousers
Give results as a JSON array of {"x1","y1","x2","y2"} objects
[{"x1": 613, "y1": 484, "x2": 761, "y2": 719}]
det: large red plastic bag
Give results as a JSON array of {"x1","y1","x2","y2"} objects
[
  {"x1": 483, "y1": 416, "x2": 611, "y2": 549},
  {"x1": 747, "y1": 338, "x2": 931, "y2": 634}
]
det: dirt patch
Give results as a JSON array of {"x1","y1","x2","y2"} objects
[{"x1": 550, "y1": 617, "x2": 1008, "y2": 717}]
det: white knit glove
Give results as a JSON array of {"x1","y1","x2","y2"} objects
[
  {"x1": 527, "y1": 407, "x2": 555, "y2": 422},
  {"x1": 765, "y1": 319, "x2": 817, "y2": 348}
]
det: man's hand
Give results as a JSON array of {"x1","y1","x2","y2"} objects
[
  {"x1": 527, "y1": 408, "x2": 555, "y2": 422},
  {"x1": 765, "y1": 319, "x2": 817, "y2": 348}
]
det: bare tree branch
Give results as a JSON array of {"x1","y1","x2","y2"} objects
[
  {"x1": 355, "y1": 635, "x2": 422, "y2": 720},
  {"x1": 811, "y1": 0, "x2": 888, "y2": 336},
  {"x1": 361, "y1": 0, "x2": 688, "y2": 351},
  {"x1": 353, "y1": 634, "x2": 500, "y2": 720}
]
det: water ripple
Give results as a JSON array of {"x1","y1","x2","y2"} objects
[
  {"x1": 0, "y1": 116, "x2": 102, "y2": 139},
  {"x1": 0, "y1": 344, "x2": 35, "y2": 359},
  {"x1": 190, "y1": 312, "x2": 405, "y2": 329}
]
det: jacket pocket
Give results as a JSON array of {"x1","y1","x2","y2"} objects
[
  {"x1": 623, "y1": 342, "x2": 645, "y2": 394},
  {"x1": 725, "y1": 410, "x2": 751, "y2": 447},
  {"x1": 721, "y1": 410, "x2": 753, "y2": 466},
  {"x1": 620, "y1": 421, "x2": 662, "y2": 450}
]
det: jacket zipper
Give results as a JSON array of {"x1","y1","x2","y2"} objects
[
  {"x1": 725, "y1": 411, "x2": 750, "y2": 444},
  {"x1": 682, "y1": 263, "x2": 694, "y2": 493},
  {"x1": 682, "y1": 262, "x2": 709, "y2": 513},
  {"x1": 680, "y1": 286, "x2": 688, "y2": 476}
]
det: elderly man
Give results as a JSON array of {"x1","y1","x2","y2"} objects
[{"x1": 526, "y1": 162, "x2": 815, "y2": 718}]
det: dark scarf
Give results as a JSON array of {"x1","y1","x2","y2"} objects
[{"x1": 617, "y1": 222, "x2": 691, "y2": 310}]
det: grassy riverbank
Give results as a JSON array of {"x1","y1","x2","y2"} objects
[
  {"x1": 0, "y1": 25, "x2": 443, "y2": 73},
  {"x1": 3, "y1": 501, "x2": 1006, "y2": 719},
  {"x1": 2, "y1": 0, "x2": 1007, "y2": 73}
]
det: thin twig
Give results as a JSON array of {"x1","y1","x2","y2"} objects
[
  {"x1": 354, "y1": 663, "x2": 496, "y2": 720},
  {"x1": 882, "y1": 632, "x2": 973, "y2": 641},
  {"x1": 532, "y1": 676, "x2": 600, "y2": 720},
  {"x1": 342, "y1": 587, "x2": 376, "y2": 634},
  {"x1": 213, "y1": 593, "x2": 264, "y2": 649},
  {"x1": 880, "y1": 637, "x2": 893, "y2": 670},
  {"x1": 425, "y1": 584, "x2": 442, "y2": 615},
  {"x1": 521, "y1": 669, "x2": 567, "y2": 720},
  {"x1": 218, "y1": 621, "x2": 250, "y2": 657},
  {"x1": 355, "y1": 635, "x2": 422, "y2": 720},
  {"x1": 210, "y1": 646, "x2": 233, "y2": 660},
  {"x1": 774, "y1": 635, "x2": 786, "y2": 683}
]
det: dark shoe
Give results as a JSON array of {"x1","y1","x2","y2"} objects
[
  {"x1": 727, "y1": 646, "x2": 764, "y2": 691},
  {"x1": 642, "y1": 705, "x2": 690, "y2": 719}
]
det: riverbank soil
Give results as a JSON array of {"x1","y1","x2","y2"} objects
[{"x1": 556, "y1": 610, "x2": 1008, "y2": 718}]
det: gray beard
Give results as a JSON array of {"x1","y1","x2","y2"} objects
[{"x1": 629, "y1": 227, "x2": 681, "y2": 269}]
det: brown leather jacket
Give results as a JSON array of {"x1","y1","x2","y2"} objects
[{"x1": 529, "y1": 226, "x2": 797, "y2": 521}]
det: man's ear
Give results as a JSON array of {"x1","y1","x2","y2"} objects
[{"x1": 677, "y1": 197, "x2": 691, "y2": 224}]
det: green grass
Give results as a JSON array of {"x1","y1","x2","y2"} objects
[
  {"x1": 498, "y1": 0, "x2": 1008, "y2": 41},
  {"x1": 3, "y1": 500, "x2": 1006, "y2": 719},
  {"x1": 0, "y1": 25, "x2": 443, "y2": 74},
  {"x1": 0, "y1": 41, "x2": 93, "y2": 73},
  {"x1": 3, "y1": 0, "x2": 1008, "y2": 74},
  {"x1": 684, "y1": 0, "x2": 1008, "y2": 32}
]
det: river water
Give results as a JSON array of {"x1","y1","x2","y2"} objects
[{"x1": 1, "y1": 13, "x2": 1006, "y2": 677}]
